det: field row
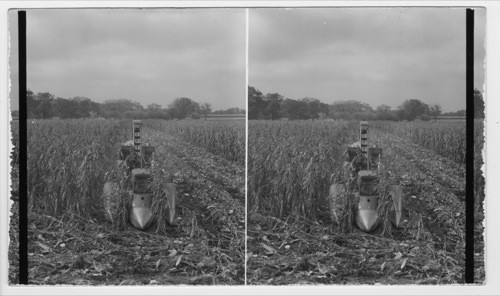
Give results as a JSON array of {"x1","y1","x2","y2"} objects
[{"x1": 144, "y1": 119, "x2": 245, "y2": 165}]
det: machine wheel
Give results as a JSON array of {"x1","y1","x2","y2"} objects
[
  {"x1": 328, "y1": 183, "x2": 346, "y2": 225},
  {"x1": 388, "y1": 185, "x2": 403, "y2": 228},
  {"x1": 163, "y1": 183, "x2": 177, "y2": 225},
  {"x1": 103, "y1": 182, "x2": 120, "y2": 222}
]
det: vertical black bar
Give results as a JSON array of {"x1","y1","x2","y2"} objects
[
  {"x1": 18, "y1": 10, "x2": 28, "y2": 285},
  {"x1": 465, "y1": 8, "x2": 475, "y2": 284}
]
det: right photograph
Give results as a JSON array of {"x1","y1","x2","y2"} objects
[{"x1": 247, "y1": 8, "x2": 485, "y2": 285}]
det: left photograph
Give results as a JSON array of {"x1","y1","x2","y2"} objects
[{"x1": 9, "y1": 9, "x2": 246, "y2": 285}]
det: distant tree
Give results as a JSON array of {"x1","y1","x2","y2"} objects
[
  {"x1": 375, "y1": 111, "x2": 399, "y2": 121},
  {"x1": 376, "y1": 104, "x2": 391, "y2": 113},
  {"x1": 442, "y1": 110, "x2": 466, "y2": 117},
  {"x1": 155, "y1": 108, "x2": 170, "y2": 120},
  {"x1": 263, "y1": 93, "x2": 284, "y2": 120},
  {"x1": 248, "y1": 86, "x2": 265, "y2": 119},
  {"x1": 331, "y1": 100, "x2": 372, "y2": 113},
  {"x1": 428, "y1": 104, "x2": 442, "y2": 122},
  {"x1": 125, "y1": 110, "x2": 147, "y2": 119},
  {"x1": 284, "y1": 99, "x2": 310, "y2": 120},
  {"x1": 165, "y1": 107, "x2": 177, "y2": 120},
  {"x1": 374, "y1": 104, "x2": 398, "y2": 121},
  {"x1": 101, "y1": 99, "x2": 144, "y2": 119},
  {"x1": 474, "y1": 89, "x2": 485, "y2": 118},
  {"x1": 397, "y1": 99, "x2": 429, "y2": 121},
  {"x1": 35, "y1": 92, "x2": 55, "y2": 119},
  {"x1": 229, "y1": 107, "x2": 245, "y2": 114},
  {"x1": 147, "y1": 103, "x2": 162, "y2": 111},
  {"x1": 146, "y1": 103, "x2": 162, "y2": 119},
  {"x1": 330, "y1": 100, "x2": 374, "y2": 120},
  {"x1": 26, "y1": 89, "x2": 37, "y2": 118},
  {"x1": 169, "y1": 97, "x2": 199, "y2": 119},
  {"x1": 72, "y1": 96, "x2": 99, "y2": 118},
  {"x1": 395, "y1": 107, "x2": 405, "y2": 121},
  {"x1": 200, "y1": 103, "x2": 212, "y2": 120},
  {"x1": 132, "y1": 101, "x2": 145, "y2": 111},
  {"x1": 302, "y1": 97, "x2": 322, "y2": 120},
  {"x1": 354, "y1": 111, "x2": 375, "y2": 121},
  {"x1": 53, "y1": 97, "x2": 78, "y2": 118}
]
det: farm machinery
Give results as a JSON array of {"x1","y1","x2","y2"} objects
[
  {"x1": 103, "y1": 120, "x2": 176, "y2": 230},
  {"x1": 329, "y1": 121, "x2": 403, "y2": 232}
]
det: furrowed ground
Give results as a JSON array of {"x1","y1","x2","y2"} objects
[
  {"x1": 9, "y1": 118, "x2": 245, "y2": 285},
  {"x1": 247, "y1": 120, "x2": 483, "y2": 285}
]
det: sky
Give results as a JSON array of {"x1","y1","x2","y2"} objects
[
  {"x1": 249, "y1": 8, "x2": 486, "y2": 113},
  {"x1": 10, "y1": 8, "x2": 246, "y2": 111},
  {"x1": 9, "y1": 8, "x2": 486, "y2": 113}
]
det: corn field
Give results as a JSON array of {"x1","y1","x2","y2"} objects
[
  {"x1": 144, "y1": 119, "x2": 245, "y2": 165},
  {"x1": 373, "y1": 121, "x2": 467, "y2": 164},
  {"x1": 247, "y1": 119, "x2": 478, "y2": 284},
  {"x1": 248, "y1": 120, "x2": 357, "y2": 220},
  {"x1": 17, "y1": 118, "x2": 246, "y2": 285},
  {"x1": 27, "y1": 119, "x2": 130, "y2": 220},
  {"x1": 373, "y1": 120, "x2": 484, "y2": 212}
]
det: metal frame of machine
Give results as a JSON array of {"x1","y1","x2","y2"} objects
[
  {"x1": 329, "y1": 121, "x2": 403, "y2": 232},
  {"x1": 103, "y1": 120, "x2": 176, "y2": 230}
]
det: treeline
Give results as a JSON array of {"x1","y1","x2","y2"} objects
[
  {"x1": 249, "y1": 86, "x2": 485, "y2": 121},
  {"x1": 20, "y1": 90, "x2": 245, "y2": 120}
]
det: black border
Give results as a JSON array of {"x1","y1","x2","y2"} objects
[
  {"x1": 18, "y1": 10, "x2": 28, "y2": 285},
  {"x1": 465, "y1": 8, "x2": 475, "y2": 284}
]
